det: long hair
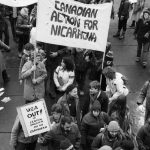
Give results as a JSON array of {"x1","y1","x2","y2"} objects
[{"x1": 63, "y1": 57, "x2": 75, "y2": 72}]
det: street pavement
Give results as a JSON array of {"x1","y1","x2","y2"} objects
[{"x1": 0, "y1": 0, "x2": 150, "y2": 150}]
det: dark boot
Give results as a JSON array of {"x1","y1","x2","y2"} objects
[
  {"x1": 113, "y1": 31, "x2": 120, "y2": 37},
  {"x1": 119, "y1": 31, "x2": 125, "y2": 40},
  {"x1": 2, "y1": 70, "x2": 10, "y2": 83},
  {"x1": 130, "y1": 20, "x2": 135, "y2": 28}
]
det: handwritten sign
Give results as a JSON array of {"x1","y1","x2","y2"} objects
[
  {"x1": 17, "y1": 99, "x2": 51, "y2": 137},
  {"x1": 36, "y1": 0, "x2": 112, "y2": 52}
]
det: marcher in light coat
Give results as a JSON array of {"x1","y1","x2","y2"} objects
[{"x1": 21, "y1": 52, "x2": 47, "y2": 103}]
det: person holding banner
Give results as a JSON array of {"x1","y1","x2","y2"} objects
[
  {"x1": 10, "y1": 116, "x2": 38, "y2": 150},
  {"x1": 21, "y1": 52, "x2": 47, "y2": 104}
]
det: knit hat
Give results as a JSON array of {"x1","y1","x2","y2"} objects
[
  {"x1": 91, "y1": 100, "x2": 101, "y2": 111},
  {"x1": 107, "y1": 121, "x2": 120, "y2": 132},
  {"x1": 60, "y1": 139, "x2": 73, "y2": 150},
  {"x1": 98, "y1": 145, "x2": 112, "y2": 150},
  {"x1": 24, "y1": 43, "x2": 34, "y2": 51}
]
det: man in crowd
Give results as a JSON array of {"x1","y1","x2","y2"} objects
[{"x1": 38, "y1": 116, "x2": 81, "y2": 150}]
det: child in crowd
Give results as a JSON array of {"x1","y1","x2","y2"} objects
[{"x1": 19, "y1": 43, "x2": 34, "y2": 85}]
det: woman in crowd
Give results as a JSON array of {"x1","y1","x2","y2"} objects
[
  {"x1": 53, "y1": 56, "x2": 75, "y2": 98},
  {"x1": 134, "y1": 8, "x2": 150, "y2": 68},
  {"x1": 57, "y1": 84, "x2": 81, "y2": 127},
  {"x1": 16, "y1": 7, "x2": 32, "y2": 58}
]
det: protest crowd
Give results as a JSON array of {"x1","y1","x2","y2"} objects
[{"x1": 0, "y1": 0, "x2": 150, "y2": 150}]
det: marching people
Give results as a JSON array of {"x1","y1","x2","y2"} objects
[
  {"x1": 57, "y1": 84, "x2": 81, "y2": 127},
  {"x1": 21, "y1": 51, "x2": 47, "y2": 104},
  {"x1": 137, "y1": 80, "x2": 150, "y2": 122},
  {"x1": 113, "y1": 0, "x2": 130, "y2": 40},
  {"x1": 82, "y1": 80, "x2": 109, "y2": 117},
  {"x1": 134, "y1": 8, "x2": 150, "y2": 68},
  {"x1": 16, "y1": 7, "x2": 32, "y2": 58},
  {"x1": 136, "y1": 117, "x2": 150, "y2": 150},
  {"x1": 91, "y1": 121, "x2": 133, "y2": 150},
  {"x1": 81, "y1": 100, "x2": 109, "y2": 150},
  {"x1": 53, "y1": 56, "x2": 75, "y2": 99},
  {"x1": 38, "y1": 116, "x2": 81, "y2": 150}
]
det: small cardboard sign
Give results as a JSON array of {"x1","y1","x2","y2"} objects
[{"x1": 17, "y1": 99, "x2": 51, "y2": 137}]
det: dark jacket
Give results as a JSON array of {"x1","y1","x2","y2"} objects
[
  {"x1": 42, "y1": 123, "x2": 81, "y2": 150},
  {"x1": 57, "y1": 93, "x2": 81, "y2": 127},
  {"x1": 83, "y1": 91, "x2": 109, "y2": 116},
  {"x1": 136, "y1": 123, "x2": 150, "y2": 150},
  {"x1": 91, "y1": 128, "x2": 126, "y2": 150},
  {"x1": 135, "y1": 18, "x2": 150, "y2": 43},
  {"x1": 81, "y1": 111, "x2": 109, "y2": 148},
  {"x1": 118, "y1": 0, "x2": 130, "y2": 19}
]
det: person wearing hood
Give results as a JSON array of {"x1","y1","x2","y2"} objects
[
  {"x1": 16, "y1": 7, "x2": 32, "y2": 58},
  {"x1": 91, "y1": 121, "x2": 132, "y2": 150},
  {"x1": 81, "y1": 100, "x2": 109, "y2": 150},
  {"x1": 136, "y1": 117, "x2": 150, "y2": 150},
  {"x1": 134, "y1": 8, "x2": 150, "y2": 68}
]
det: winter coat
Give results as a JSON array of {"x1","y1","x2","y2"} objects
[
  {"x1": 135, "y1": 18, "x2": 150, "y2": 43},
  {"x1": 81, "y1": 111, "x2": 109, "y2": 147},
  {"x1": 57, "y1": 93, "x2": 81, "y2": 127},
  {"x1": 42, "y1": 123, "x2": 81, "y2": 150},
  {"x1": 136, "y1": 123, "x2": 150, "y2": 150},
  {"x1": 118, "y1": 0, "x2": 130, "y2": 19},
  {"x1": 21, "y1": 61, "x2": 47, "y2": 101},
  {"x1": 10, "y1": 116, "x2": 38, "y2": 147},
  {"x1": 16, "y1": 13, "x2": 30, "y2": 35},
  {"x1": 91, "y1": 129, "x2": 126, "y2": 150}
]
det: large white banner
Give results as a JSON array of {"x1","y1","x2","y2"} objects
[
  {"x1": 17, "y1": 99, "x2": 51, "y2": 137},
  {"x1": 36, "y1": 0, "x2": 112, "y2": 52},
  {"x1": 0, "y1": 0, "x2": 37, "y2": 7}
]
